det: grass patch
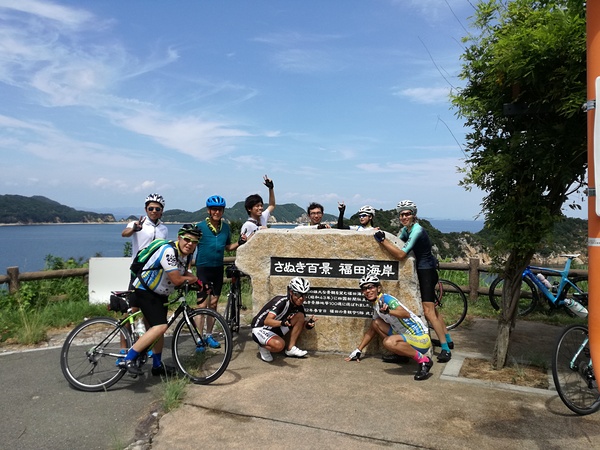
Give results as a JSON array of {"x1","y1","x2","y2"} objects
[{"x1": 160, "y1": 376, "x2": 189, "y2": 412}]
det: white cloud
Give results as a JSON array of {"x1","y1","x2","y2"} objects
[{"x1": 393, "y1": 86, "x2": 451, "y2": 104}]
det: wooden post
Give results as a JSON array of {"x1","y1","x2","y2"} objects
[
  {"x1": 468, "y1": 258, "x2": 480, "y2": 302},
  {"x1": 7, "y1": 267, "x2": 19, "y2": 295}
]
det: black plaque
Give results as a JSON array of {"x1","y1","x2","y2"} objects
[
  {"x1": 270, "y1": 257, "x2": 398, "y2": 280},
  {"x1": 304, "y1": 288, "x2": 374, "y2": 318}
]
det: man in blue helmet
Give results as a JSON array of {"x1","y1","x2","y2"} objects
[{"x1": 193, "y1": 195, "x2": 243, "y2": 350}]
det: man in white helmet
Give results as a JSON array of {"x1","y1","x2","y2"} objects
[
  {"x1": 122, "y1": 193, "x2": 169, "y2": 258},
  {"x1": 251, "y1": 277, "x2": 318, "y2": 362},
  {"x1": 337, "y1": 203, "x2": 376, "y2": 230}
]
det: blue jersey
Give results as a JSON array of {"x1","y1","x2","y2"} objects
[
  {"x1": 194, "y1": 219, "x2": 232, "y2": 267},
  {"x1": 399, "y1": 222, "x2": 437, "y2": 270}
]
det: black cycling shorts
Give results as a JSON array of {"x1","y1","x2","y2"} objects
[
  {"x1": 196, "y1": 266, "x2": 224, "y2": 296},
  {"x1": 134, "y1": 288, "x2": 168, "y2": 327},
  {"x1": 417, "y1": 268, "x2": 439, "y2": 303}
]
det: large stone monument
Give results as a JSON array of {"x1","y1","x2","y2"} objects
[{"x1": 235, "y1": 228, "x2": 422, "y2": 355}]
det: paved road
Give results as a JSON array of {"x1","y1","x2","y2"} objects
[{"x1": 0, "y1": 345, "x2": 164, "y2": 450}]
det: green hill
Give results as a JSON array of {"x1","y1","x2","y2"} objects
[{"x1": 0, "y1": 195, "x2": 115, "y2": 224}]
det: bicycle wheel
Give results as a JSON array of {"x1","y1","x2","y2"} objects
[
  {"x1": 60, "y1": 317, "x2": 132, "y2": 392},
  {"x1": 434, "y1": 279, "x2": 468, "y2": 330},
  {"x1": 488, "y1": 276, "x2": 538, "y2": 316},
  {"x1": 560, "y1": 276, "x2": 589, "y2": 308},
  {"x1": 171, "y1": 308, "x2": 232, "y2": 384},
  {"x1": 552, "y1": 324, "x2": 600, "y2": 415}
]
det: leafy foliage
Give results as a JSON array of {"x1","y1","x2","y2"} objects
[{"x1": 450, "y1": 0, "x2": 586, "y2": 367}]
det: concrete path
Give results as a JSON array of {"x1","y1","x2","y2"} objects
[{"x1": 148, "y1": 318, "x2": 600, "y2": 449}]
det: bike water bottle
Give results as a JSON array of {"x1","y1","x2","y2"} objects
[
  {"x1": 536, "y1": 273, "x2": 553, "y2": 289},
  {"x1": 562, "y1": 298, "x2": 588, "y2": 318},
  {"x1": 135, "y1": 319, "x2": 146, "y2": 338}
]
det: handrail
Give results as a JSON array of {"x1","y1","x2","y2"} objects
[{"x1": 0, "y1": 256, "x2": 588, "y2": 299}]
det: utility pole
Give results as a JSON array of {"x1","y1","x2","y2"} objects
[{"x1": 586, "y1": 0, "x2": 600, "y2": 371}]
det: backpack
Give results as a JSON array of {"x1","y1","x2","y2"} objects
[{"x1": 130, "y1": 239, "x2": 191, "y2": 290}]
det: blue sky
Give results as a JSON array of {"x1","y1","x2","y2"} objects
[{"x1": 0, "y1": 0, "x2": 587, "y2": 221}]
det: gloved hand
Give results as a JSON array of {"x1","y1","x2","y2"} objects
[
  {"x1": 281, "y1": 313, "x2": 295, "y2": 328},
  {"x1": 305, "y1": 317, "x2": 316, "y2": 329},
  {"x1": 338, "y1": 202, "x2": 346, "y2": 214},
  {"x1": 347, "y1": 348, "x2": 361, "y2": 361},
  {"x1": 263, "y1": 175, "x2": 274, "y2": 189},
  {"x1": 374, "y1": 230, "x2": 385, "y2": 243},
  {"x1": 238, "y1": 235, "x2": 246, "y2": 246}
]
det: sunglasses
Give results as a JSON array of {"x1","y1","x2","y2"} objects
[
  {"x1": 181, "y1": 237, "x2": 199, "y2": 244},
  {"x1": 147, "y1": 207, "x2": 162, "y2": 212},
  {"x1": 399, "y1": 212, "x2": 413, "y2": 218},
  {"x1": 358, "y1": 214, "x2": 370, "y2": 218},
  {"x1": 361, "y1": 284, "x2": 377, "y2": 291}
]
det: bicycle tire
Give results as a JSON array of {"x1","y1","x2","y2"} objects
[
  {"x1": 60, "y1": 317, "x2": 132, "y2": 392},
  {"x1": 434, "y1": 279, "x2": 468, "y2": 330},
  {"x1": 171, "y1": 308, "x2": 232, "y2": 384},
  {"x1": 488, "y1": 276, "x2": 538, "y2": 316},
  {"x1": 559, "y1": 276, "x2": 588, "y2": 310},
  {"x1": 551, "y1": 324, "x2": 600, "y2": 415}
]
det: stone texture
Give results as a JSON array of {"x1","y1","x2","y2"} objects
[{"x1": 235, "y1": 228, "x2": 422, "y2": 355}]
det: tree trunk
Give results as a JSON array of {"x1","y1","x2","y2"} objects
[{"x1": 492, "y1": 250, "x2": 534, "y2": 369}]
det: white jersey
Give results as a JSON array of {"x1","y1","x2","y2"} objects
[
  {"x1": 126, "y1": 216, "x2": 168, "y2": 259},
  {"x1": 241, "y1": 210, "x2": 271, "y2": 239},
  {"x1": 133, "y1": 242, "x2": 188, "y2": 296}
]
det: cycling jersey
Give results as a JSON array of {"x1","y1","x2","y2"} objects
[
  {"x1": 373, "y1": 293, "x2": 428, "y2": 336},
  {"x1": 194, "y1": 219, "x2": 232, "y2": 267},
  {"x1": 251, "y1": 295, "x2": 306, "y2": 329},
  {"x1": 125, "y1": 216, "x2": 168, "y2": 259},
  {"x1": 240, "y1": 209, "x2": 271, "y2": 239},
  {"x1": 399, "y1": 222, "x2": 438, "y2": 270},
  {"x1": 133, "y1": 241, "x2": 189, "y2": 296}
]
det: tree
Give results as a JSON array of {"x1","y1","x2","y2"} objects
[{"x1": 451, "y1": 0, "x2": 586, "y2": 368}]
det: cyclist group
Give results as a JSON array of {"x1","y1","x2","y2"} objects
[{"x1": 122, "y1": 179, "x2": 452, "y2": 382}]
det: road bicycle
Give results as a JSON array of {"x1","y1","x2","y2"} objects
[
  {"x1": 434, "y1": 278, "x2": 468, "y2": 330},
  {"x1": 488, "y1": 254, "x2": 588, "y2": 316},
  {"x1": 60, "y1": 283, "x2": 232, "y2": 392},
  {"x1": 223, "y1": 264, "x2": 246, "y2": 334},
  {"x1": 552, "y1": 324, "x2": 599, "y2": 415}
]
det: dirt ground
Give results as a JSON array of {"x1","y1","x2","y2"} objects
[{"x1": 459, "y1": 357, "x2": 550, "y2": 389}]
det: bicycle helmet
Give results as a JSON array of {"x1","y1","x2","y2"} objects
[
  {"x1": 359, "y1": 273, "x2": 381, "y2": 288},
  {"x1": 178, "y1": 223, "x2": 202, "y2": 238},
  {"x1": 206, "y1": 195, "x2": 226, "y2": 208},
  {"x1": 357, "y1": 205, "x2": 376, "y2": 217},
  {"x1": 288, "y1": 277, "x2": 310, "y2": 294},
  {"x1": 396, "y1": 200, "x2": 417, "y2": 216},
  {"x1": 145, "y1": 193, "x2": 165, "y2": 208}
]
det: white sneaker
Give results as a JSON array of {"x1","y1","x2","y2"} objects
[
  {"x1": 285, "y1": 346, "x2": 307, "y2": 358},
  {"x1": 258, "y1": 346, "x2": 273, "y2": 362}
]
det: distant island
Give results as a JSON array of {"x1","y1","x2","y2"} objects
[
  {"x1": 0, "y1": 195, "x2": 116, "y2": 224},
  {"x1": 0, "y1": 194, "x2": 587, "y2": 263},
  {"x1": 0, "y1": 194, "x2": 336, "y2": 225}
]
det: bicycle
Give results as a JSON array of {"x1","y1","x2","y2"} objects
[
  {"x1": 60, "y1": 283, "x2": 232, "y2": 392},
  {"x1": 552, "y1": 324, "x2": 600, "y2": 415},
  {"x1": 434, "y1": 278, "x2": 468, "y2": 330},
  {"x1": 488, "y1": 254, "x2": 588, "y2": 316},
  {"x1": 224, "y1": 264, "x2": 246, "y2": 334}
]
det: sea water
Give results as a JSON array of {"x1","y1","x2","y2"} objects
[{"x1": 0, "y1": 220, "x2": 484, "y2": 272}]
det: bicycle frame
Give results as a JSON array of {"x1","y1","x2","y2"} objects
[{"x1": 522, "y1": 256, "x2": 580, "y2": 307}]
